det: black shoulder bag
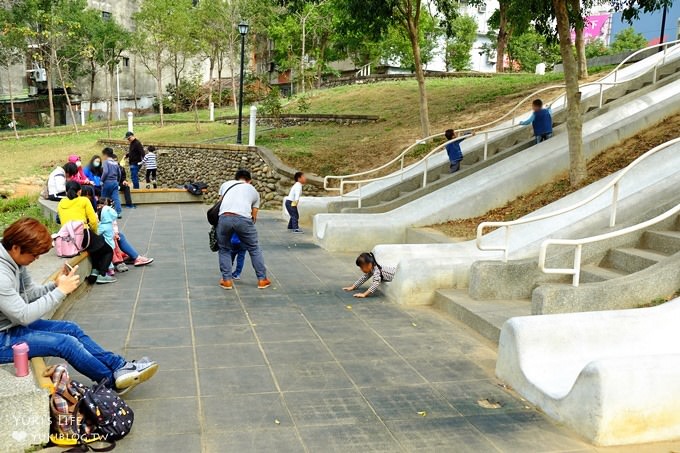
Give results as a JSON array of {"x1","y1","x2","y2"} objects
[{"x1": 207, "y1": 182, "x2": 243, "y2": 226}]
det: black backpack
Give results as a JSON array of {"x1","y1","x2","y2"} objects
[
  {"x1": 71, "y1": 382, "x2": 134, "y2": 447},
  {"x1": 186, "y1": 181, "x2": 208, "y2": 196}
]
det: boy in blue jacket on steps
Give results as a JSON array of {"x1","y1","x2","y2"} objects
[{"x1": 520, "y1": 99, "x2": 553, "y2": 144}]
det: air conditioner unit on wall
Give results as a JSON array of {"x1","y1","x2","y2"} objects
[
  {"x1": 478, "y1": 4, "x2": 486, "y2": 13},
  {"x1": 35, "y1": 68, "x2": 47, "y2": 82}
]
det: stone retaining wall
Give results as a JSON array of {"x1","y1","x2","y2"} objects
[
  {"x1": 98, "y1": 140, "x2": 325, "y2": 208},
  {"x1": 217, "y1": 113, "x2": 380, "y2": 128}
]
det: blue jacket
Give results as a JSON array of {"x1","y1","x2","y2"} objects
[
  {"x1": 445, "y1": 137, "x2": 465, "y2": 163},
  {"x1": 83, "y1": 167, "x2": 102, "y2": 188},
  {"x1": 521, "y1": 107, "x2": 553, "y2": 136},
  {"x1": 101, "y1": 159, "x2": 121, "y2": 184}
]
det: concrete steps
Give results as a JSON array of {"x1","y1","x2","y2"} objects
[
  {"x1": 642, "y1": 229, "x2": 680, "y2": 254},
  {"x1": 334, "y1": 57, "x2": 680, "y2": 217},
  {"x1": 433, "y1": 289, "x2": 531, "y2": 343},
  {"x1": 604, "y1": 246, "x2": 668, "y2": 273},
  {"x1": 579, "y1": 264, "x2": 629, "y2": 283}
]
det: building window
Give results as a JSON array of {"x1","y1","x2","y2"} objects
[
  {"x1": 122, "y1": 57, "x2": 130, "y2": 68},
  {"x1": 102, "y1": 11, "x2": 111, "y2": 21}
]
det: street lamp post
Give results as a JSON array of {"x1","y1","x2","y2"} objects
[{"x1": 236, "y1": 21, "x2": 249, "y2": 145}]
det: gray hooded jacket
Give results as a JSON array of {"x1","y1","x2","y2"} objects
[{"x1": 0, "y1": 245, "x2": 65, "y2": 332}]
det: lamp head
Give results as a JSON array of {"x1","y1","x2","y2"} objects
[{"x1": 238, "y1": 21, "x2": 249, "y2": 36}]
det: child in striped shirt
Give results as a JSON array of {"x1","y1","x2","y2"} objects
[
  {"x1": 343, "y1": 252, "x2": 396, "y2": 298},
  {"x1": 142, "y1": 146, "x2": 158, "y2": 189}
]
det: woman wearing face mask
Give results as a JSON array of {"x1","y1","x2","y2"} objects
[
  {"x1": 67, "y1": 155, "x2": 92, "y2": 186},
  {"x1": 83, "y1": 155, "x2": 103, "y2": 196}
]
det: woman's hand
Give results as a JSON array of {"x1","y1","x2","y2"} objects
[
  {"x1": 353, "y1": 292, "x2": 368, "y2": 299},
  {"x1": 56, "y1": 265, "x2": 80, "y2": 295},
  {"x1": 342, "y1": 286, "x2": 355, "y2": 292}
]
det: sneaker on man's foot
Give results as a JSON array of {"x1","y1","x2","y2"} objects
[
  {"x1": 123, "y1": 205, "x2": 137, "y2": 209},
  {"x1": 233, "y1": 274, "x2": 241, "y2": 280},
  {"x1": 293, "y1": 229, "x2": 304, "y2": 234},
  {"x1": 114, "y1": 358, "x2": 159, "y2": 394},
  {"x1": 96, "y1": 275, "x2": 117, "y2": 284},
  {"x1": 134, "y1": 256, "x2": 154, "y2": 266},
  {"x1": 258, "y1": 278, "x2": 271, "y2": 289},
  {"x1": 220, "y1": 279, "x2": 233, "y2": 290}
]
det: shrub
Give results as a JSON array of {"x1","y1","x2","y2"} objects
[{"x1": 258, "y1": 87, "x2": 283, "y2": 127}]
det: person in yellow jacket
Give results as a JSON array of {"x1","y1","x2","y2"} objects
[{"x1": 57, "y1": 181, "x2": 116, "y2": 284}]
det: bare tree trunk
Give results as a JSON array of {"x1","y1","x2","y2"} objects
[
  {"x1": 301, "y1": 16, "x2": 306, "y2": 95},
  {"x1": 316, "y1": 34, "x2": 329, "y2": 90},
  {"x1": 46, "y1": 53, "x2": 56, "y2": 128},
  {"x1": 56, "y1": 62, "x2": 79, "y2": 134},
  {"x1": 553, "y1": 0, "x2": 586, "y2": 186},
  {"x1": 109, "y1": 69, "x2": 115, "y2": 128},
  {"x1": 133, "y1": 55, "x2": 138, "y2": 114},
  {"x1": 7, "y1": 68, "x2": 18, "y2": 140},
  {"x1": 208, "y1": 56, "x2": 215, "y2": 106},
  {"x1": 156, "y1": 57, "x2": 165, "y2": 127},
  {"x1": 496, "y1": 0, "x2": 509, "y2": 73},
  {"x1": 570, "y1": 0, "x2": 588, "y2": 79},
  {"x1": 105, "y1": 66, "x2": 111, "y2": 138},
  {"x1": 217, "y1": 50, "x2": 224, "y2": 108},
  {"x1": 228, "y1": 38, "x2": 238, "y2": 113},
  {"x1": 89, "y1": 60, "x2": 96, "y2": 121},
  {"x1": 193, "y1": 102, "x2": 200, "y2": 132},
  {"x1": 406, "y1": 16, "x2": 430, "y2": 138}
]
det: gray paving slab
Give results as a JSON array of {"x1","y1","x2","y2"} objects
[{"x1": 52, "y1": 204, "x2": 639, "y2": 452}]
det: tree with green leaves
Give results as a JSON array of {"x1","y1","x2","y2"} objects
[
  {"x1": 133, "y1": 0, "x2": 195, "y2": 126},
  {"x1": 79, "y1": 10, "x2": 131, "y2": 130},
  {"x1": 0, "y1": 6, "x2": 26, "y2": 138},
  {"x1": 445, "y1": 15, "x2": 477, "y2": 71},
  {"x1": 506, "y1": 28, "x2": 561, "y2": 71},
  {"x1": 195, "y1": 0, "x2": 230, "y2": 107},
  {"x1": 610, "y1": 27, "x2": 648, "y2": 53},
  {"x1": 337, "y1": 0, "x2": 460, "y2": 138}
]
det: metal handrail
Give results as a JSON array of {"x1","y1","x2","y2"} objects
[
  {"x1": 539, "y1": 202, "x2": 680, "y2": 287},
  {"x1": 476, "y1": 137, "x2": 680, "y2": 261},
  {"x1": 324, "y1": 39, "x2": 680, "y2": 199}
]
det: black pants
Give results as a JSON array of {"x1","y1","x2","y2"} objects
[
  {"x1": 285, "y1": 200, "x2": 299, "y2": 230},
  {"x1": 120, "y1": 185, "x2": 133, "y2": 207},
  {"x1": 83, "y1": 231, "x2": 113, "y2": 276},
  {"x1": 145, "y1": 169, "x2": 157, "y2": 184},
  {"x1": 47, "y1": 193, "x2": 65, "y2": 202}
]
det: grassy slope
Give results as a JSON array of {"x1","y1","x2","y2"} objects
[
  {"x1": 257, "y1": 74, "x2": 571, "y2": 176},
  {"x1": 0, "y1": 123, "x2": 237, "y2": 187},
  {"x1": 432, "y1": 112, "x2": 680, "y2": 239}
]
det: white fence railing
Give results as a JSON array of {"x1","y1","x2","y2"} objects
[
  {"x1": 539, "y1": 202, "x2": 680, "y2": 287},
  {"x1": 356, "y1": 63, "x2": 372, "y2": 78},
  {"x1": 476, "y1": 137, "x2": 680, "y2": 262},
  {"x1": 324, "y1": 39, "x2": 680, "y2": 203}
]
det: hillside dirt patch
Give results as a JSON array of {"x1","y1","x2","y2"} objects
[{"x1": 432, "y1": 112, "x2": 680, "y2": 239}]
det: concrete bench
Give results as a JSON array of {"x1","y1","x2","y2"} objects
[
  {"x1": 496, "y1": 298, "x2": 680, "y2": 446},
  {"x1": 0, "y1": 252, "x2": 91, "y2": 452},
  {"x1": 129, "y1": 188, "x2": 204, "y2": 204}
]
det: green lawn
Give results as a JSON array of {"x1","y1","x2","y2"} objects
[
  {"x1": 0, "y1": 122, "x2": 237, "y2": 186},
  {"x1": 0, "y1": 196, "x2": 56, "y2": 231},
  {"x1": 258, "y1": 73, "x2": 574, "y2": 176}
]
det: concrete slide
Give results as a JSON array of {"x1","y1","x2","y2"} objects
[
  {"x1": 496, "y1": 298, "x2": 680, "y2": 446},
  {"x1": 298, "y1": 45, "x2": 680, "y2": 225},
  {"x1": 314, "y1": 78, "x2": 680, "y2": 253},
  {"x1": 374, "y1": 139, "x2": 680, "y2": 306}
]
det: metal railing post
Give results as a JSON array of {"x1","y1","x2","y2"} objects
[
  {"x1": 610, "y1": 183, "x2": 620, "y2": 227},
  {"x1": 357, "y1": 185, "x2": 362, "y2": 208},
  {"x1": 572, "y1": 245, "x2": 582, "y2": 287},
  {"x1": 422, "y1": 159, "x2": 428, "y2": 188},
  {"x1": 339, "y1": 179, "x2": 345, "y2": 196},
  {"x1": 483, "y1": 133, "x2": 489, "y2": 161},
  {"x1": 598, "y1": 84, "x2": 604, "y2": 108},
  {"x1": 503, "y1": 227, "x2": 509, "y2": 262},
  {"x1": 400, "y1": 156, "x2": 405, "y2": 181},
  {"x1": 653, "y1": 64, "x2": 658, "y2": 83}
]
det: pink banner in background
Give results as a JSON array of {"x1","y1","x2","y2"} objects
[{"x1": 571, "y1": 14, "x2": 611, "y2": 42}]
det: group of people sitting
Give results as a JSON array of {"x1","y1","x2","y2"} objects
[{"x1": 47, "y1": 149, "x2": 154, "y2": 285}]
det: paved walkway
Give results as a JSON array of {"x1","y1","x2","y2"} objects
[{"x1": 59, "y1": 205, "x2": 677, "y2": 453}]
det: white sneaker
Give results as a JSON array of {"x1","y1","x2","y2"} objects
[{"x1": 114, "y1": 358, "x2": 159, "y2": 394}]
